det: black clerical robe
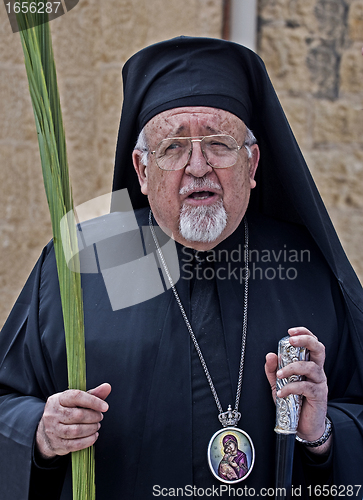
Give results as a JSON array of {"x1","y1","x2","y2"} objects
[{"x1": 1, "y1": 209, "x2": 363, "y2": 499}]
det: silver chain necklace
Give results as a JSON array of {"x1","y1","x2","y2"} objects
[{"x1": 149, "y1": 210, "x2": 255, "y2": 484}]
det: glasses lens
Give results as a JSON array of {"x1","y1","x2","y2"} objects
[
  {"x1": 202, "y1": 135, "x2": 239, "y2": 168},
  {"x1": 155, "y1": 138, "x2": 191, "y2": 170}
]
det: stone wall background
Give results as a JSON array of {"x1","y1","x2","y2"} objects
[
  {"x1": 258, "y1": 0, "x2": 363, "y2": 282},
  {"x1": 0, "y1": 0, "x2": 223, "y2": 327},
  {"x1": 0, "y1": 0, "x2": 362, "y2": 327}
]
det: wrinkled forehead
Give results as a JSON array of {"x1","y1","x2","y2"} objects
[{"x1": 144, "y1": 106, "x2": 247, "y2": 143}]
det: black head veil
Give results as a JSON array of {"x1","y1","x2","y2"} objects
[{"x1": 112, "y1": 36, "x2": 363, "y2": 317}]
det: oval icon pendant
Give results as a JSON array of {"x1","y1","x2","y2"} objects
[{"x1": 207, "y1": 427, "x2": 255, "y2": 484}]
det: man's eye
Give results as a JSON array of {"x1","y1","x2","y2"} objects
[
  {"x1": 162, "y1": 142, "x2": 185, "y2": 155},
  {"x1": 208, "y1": 141, "x2": 231, "y2": 150},
  {"x1": 166, "y1": 142, "x2": 181, "y2": 150}
]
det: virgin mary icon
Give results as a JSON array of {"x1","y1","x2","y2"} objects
[{"x1": 207, "y1": 428, "x2": 255, "y2": 484}]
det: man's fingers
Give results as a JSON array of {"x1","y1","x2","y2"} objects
[
  {"x1": 277, "y1": 360, "x2": 326, "y2": 385},
  {"x1": 59, "y1": 388, "x2": 109, "y2": 413},
  {"x1": 37, "y1": 384, "x2": 112, "y2": 458},
  {"x1": 55, "y1": 407, "x2": 104, "y2": 425},
  {"x1": 264, "y1": 327, "x2": 330, "y2": 449},
  {"x1": 289, "y1": 334, "x2": 323, "y2": 356},
  {"x1": 53, "y1": 433, "x2": 100, "y2": 456},
  {"x1": 288, "y1": 327, "x2": 325, "y2": 366},
  {"x1": 88, "y1": 383, "x2": 112, "y2": 402},
  {"x1": 265, "y1": 352, "x2": 278, "y2": 373},
  {"x1": 57, "y1": 422, "x2": 101, "y2": 440},
  {"x1": 264, "y1": 353, "x2": 278, "y2": 397},
  {"x1": 276, "y1": 380, "x2": 328, "y2": 403},
  {"x1": 277, "y1": 329, "x2": 327, "y2": 400},
  {"x1": 37, "y1": 413, "x2": 102, "y2": 457},
  {"x1": 288, "y1": 326, "x2": 317, "y2": 340}
]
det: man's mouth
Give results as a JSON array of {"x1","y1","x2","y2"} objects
[
  {"x1": 180, "y1": 180, "x2": 222, "y2": 206},
  {"x1": 188, "y1": 190, "x2": 214, "y2": 200}
]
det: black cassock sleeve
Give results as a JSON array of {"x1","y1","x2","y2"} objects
[
  {"x1": 1, "y1": 227, "x2": 363, "y2": 499},
  {"x1": 0, "y1": 244, "x2": 68, "y2": 500}
]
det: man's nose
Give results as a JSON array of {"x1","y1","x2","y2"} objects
[{"x1": 184, "y1": 140, "x2": 213, "y2": 177}]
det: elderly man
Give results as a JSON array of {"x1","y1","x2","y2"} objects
[{"x1": 1, "y1": 37, "x2": 363, "y2": 499}]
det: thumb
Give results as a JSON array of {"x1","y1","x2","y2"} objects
[
  {"x1": 88, "y1": 383, "x2": 112, "y2": 402},
  {"x1": 265, "y1": 353, "x2": 278, "y2": 402}
]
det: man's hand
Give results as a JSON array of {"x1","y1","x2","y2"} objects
[
  {"x1": 265, "y1": 327, "x2": 331, "y2": 455},
  {"x1": 36, "y1": 383, "x2": 112, "y2": 459}
]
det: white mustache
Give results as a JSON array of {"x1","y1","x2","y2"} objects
[{"x1": 179, "y1": 178, "x2": 222, "y2": 196}]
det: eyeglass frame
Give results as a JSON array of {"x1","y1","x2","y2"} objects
[{"x1": 149, "y1": 134, "x2": 252, "y2": 171}]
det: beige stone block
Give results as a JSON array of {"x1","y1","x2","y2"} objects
[
  {"x1": 145, "y1": 0, "x2": 193, "y2": 42},
  {"x1": 0, "y1": 67, "x2": 37, "y2": 142},
  {"x1": 98, "y1": 0, "x2": 150, "y2": 65},
  {"x1": 0, "y1": 141, "x2": 56, "y2": 330},
  {"x1": 2, "y1": 222, "x2": 51, "y2": 261},
  {"x1": 60, "y1": 75, "x2": 98, "y2": 155},
  {"x1": 0, "y1": 0, "x2": 224, "y2": 330},
  {"x1": 67, "y1": 147, "x2": 102, "y2": 206},
  {"x1": 313, "y1": 100, "x2": 363, "y2": 143},
  {"x1": 314, "y1": 0, "x2": 349, "y2": 40},
  {"x1": 97, "y1": 70, "x2": 123, "y2": 160},
  {"x1": 258, "y1": 0, "x2": 289, "y2": 22},
  {"x1": 51, "y1": 0, "x2": 102, "y2": 73},
  {"x1": 145, "y1": 0, "x2": 222, "y2": 40},
  {"x1": 99, "y1": 0, "x2": 222, "y2": 65},
  {"x1": 95, "y1": 159, "x2": 115, "y2": 197},
  {"x1": 328, "y1": 207, "x2": 363, "y2": 282},
  {"x1": 0, "y1": 143, "x2": 31, "y2": 223},
  {"x1": 340, "y1": 46, "x2": 363, "y2": 93},
  {"x1": 0, "y1": 152, "x2": 52, "y2": 326},
  {"x1": 99, "y1": 70, "x2": 123, "y2": 115},
  {"x1": 0, "y1": 7, "x2": 25, "y2": 64},
  {"x1": 0, "y1": 141, "x2": 50, "y2": 227},
  {"x1": 348, "y1": 1, "x2": 363, "y2": 41},
  {"x1": 258, "y1": 0, "x2": 317, "y2": 31},
  {"x1": 292, "y1": 0, "x2": 319, "y2": 31},
  {"x1": 194, "y1": 0, "x2": 223, "y2": 36},
  {"x1": 0, "y1": 290, "x2": 15, "y2": 330},
  {"x1": 260, "y1": 26, "x2": 311, "y2": 92},
  {"x1": 97, "y1": 128, "x2": 119, "y2": 167},
  {"x1": 340, "y1": 48, "x2": 363, "y2": 93},
  {"x1": 309, "y1": 149, "x2": 363, "y2": 209},
  {"x1": 0, "y1": 223, "x2": 51, "y2": 328},
  {"x1": 279, "y1": 96, "x2": 310, "y2": 146},
  {"x1": 306, "y1": 38, "x2": 341, "y2": 99},
  {"x1": 75, "y1": 157, "x2": 115, "y2": 205}
]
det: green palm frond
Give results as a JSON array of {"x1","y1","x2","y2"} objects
[{"x1": 16, "y1": 4, "x2": 95, "y2": 499}]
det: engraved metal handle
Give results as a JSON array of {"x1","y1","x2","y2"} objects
[{"x1": 274, "y1": 336, "x2": 309, "y2": 435}]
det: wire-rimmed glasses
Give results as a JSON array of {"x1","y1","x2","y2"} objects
[{"x1": 150, "y1": 134, "x2": 246, "y2": 171}]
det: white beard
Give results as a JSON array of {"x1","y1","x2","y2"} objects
[{"x1": 179, "y1": 199, "x2": 227, "y2": 243}]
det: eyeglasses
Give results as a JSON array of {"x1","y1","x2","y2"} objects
[{"x1": 150, "y1": 134, "x2": 246, "y2": 171}]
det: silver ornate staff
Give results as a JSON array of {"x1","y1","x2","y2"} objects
[{"x1": 274, "y1": 337, "x2": 309, "y2": 500}]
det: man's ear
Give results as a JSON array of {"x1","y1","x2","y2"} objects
[
  {"x1": 248, "y1": 144, "x2": 260, "y2": 190},
  {"x1": 132, "y1": 150, "x2": 148, "y2": 195}
]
